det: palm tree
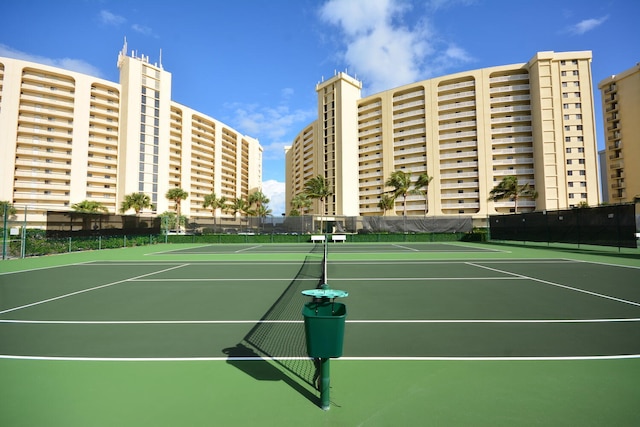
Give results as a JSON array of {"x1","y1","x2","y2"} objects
[
  {"x1": 0, "y1": 201, "x2": 17, "y2": 219},
  {"x1": 120, "y1": 192, "x2": 152, "y2": 215},
  {"x1": 304, "y1": 175, "x2": 333, "y2": 233},
  {"x1": 71, "y1": 200, "x2": 108, "y2": 232},
  {"x1": 414, "y1": 172, "x2": 433, "y2": 216},
  {"x1": 377, "y1": 194, "x2": 395, "y2": 216},
  {"x1": 291, "y1": 193, "x2": 312, "y2": 216},
  {"x1": 71, "y1": 200, "x2": 108, "y2": 213},
  {"x1": 165, "y1": 187, "x2": 189, "y2": 231},
  {"x1": 229, "y1": 198, "x2": 249, "y2": 216},
  {"x1": 248, "y1": 190, "x2": 270, "y2": 232},
  {"x1": 488, "y1": 175, "x2": 538, "y2": 213},
  {"x1": 385, "y1": 170, "x2": 413, "y2": 216},
  {"x1": 255, "y1": 204, "x2": 272, "y2": 218},
  {"x1": 248, "y1": 190, "x2": 270, "y2": 214},
  {"x1": 203, "y1": 193, "x2": 226, "y2": 232}
]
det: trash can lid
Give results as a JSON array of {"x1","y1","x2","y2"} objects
[{"x1": 302, "y1": 289, "x2": 349, "y2": 299}]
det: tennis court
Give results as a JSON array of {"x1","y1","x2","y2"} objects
[{"x1": 1, "y1": 241, "x2": 639, "y2": 426}]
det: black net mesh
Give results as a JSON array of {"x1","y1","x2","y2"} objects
[{"x1": 489, "y1": 204, "x2": 637, "y2": 248}]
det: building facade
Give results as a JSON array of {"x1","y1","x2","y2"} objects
[
  {"x1": 598, "y1": 63, "x2": 640, "y2": 204},
  {"x1": 0, "y1": 44, "x2": 262, "y2": 224},
  {"x1": 286, "y1": 51, "x2": 599, "y2": 218}
]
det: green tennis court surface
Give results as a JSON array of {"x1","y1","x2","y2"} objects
[{"x1": 1, "y1": 242, "x2": 639, "y2": 426}]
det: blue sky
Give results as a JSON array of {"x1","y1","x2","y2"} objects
[{"x1": 1, "y1": 0, "x2": 638, "y2": 215}]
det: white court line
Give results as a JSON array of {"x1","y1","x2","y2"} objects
[
  {"x1": 130, "y1": 277, "x2": 523, "y2": 282},
  {"x1": 1, "y1": 354, "x2": 639, "y2": 362},
  {"x1": 0, "y1": 261, "x2": 94, "y2": 276},
  {"x1": 572, "y1": 258, "x2": 640, "y2": 270},
  {"x1": 2, "y1": 318, "x2": 638, "y2": 325},
  {"x1": 392, "y1": 244, "x2": 419, "y2": 252},
  {"x1": 0, "y1": 264, "x2": 190, "y2": 315},
  {"x1": 466, "y1": 262, "x2": 640, "y2": 308},
  {"x1": 234, "y1": 245, "x2": 262, "y2": 253}
]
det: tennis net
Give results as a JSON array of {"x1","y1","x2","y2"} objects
[{"x1": 239, "y1": 239, "x2": 327, "y2": 386}]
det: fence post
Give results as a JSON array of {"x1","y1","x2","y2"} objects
[
  {"x1": 2, "y1": 208, "x2": 7, "y2": 260},
  {"x1": 21, "y1": 206, "x2": 27, "y2": 258}
]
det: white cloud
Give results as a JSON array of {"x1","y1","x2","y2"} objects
[
  {"x1": 226, "y1": 99, "x2": 315, "y2": 161},
  {"x1": 0, "y1": 44, "x2": 104, "y2": 78},
  {"x1": 132, "y1": 24, "x2": 158, "y2": 38},
  {"x1": 427, "y1": 0, "x2": 477, "y2": 10},
  {"x1": 566, "y1": 15, "x2": 609, "y2": 35},
  {"x1": 100, "y1": 10, "x2": 126, "y2": 26},
  {"x1": 261, "y1": 179, "x2": 287, "y2": 216},
  {"x1": 319, "y1": 0, "x2": 473, "y2": 93}
]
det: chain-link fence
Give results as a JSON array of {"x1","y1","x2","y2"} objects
[{"x1": 185, "y1": 214, "x2": 473, "y2": 235}]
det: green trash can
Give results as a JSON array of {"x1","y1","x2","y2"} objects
[{"x1": 302, "y1": 301, "x2": 347, "y2": 358}]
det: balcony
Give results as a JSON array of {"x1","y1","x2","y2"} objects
[
  {"x1": 489, "y1": 74, "x2": 529, "y2": 83},
  {"x1": 438, "y1": 80, "x2": 475, "y2": 92},
  {"x1": 438, "y1": 90, "x2": 475, "y2": 102},
  {"x1": 489, "y1": 84, "x2": 530, "y2": 94},
  {"x1": 392, "y1": 90, "x2": 425, "y2": 102},
  {"x1": 438, "y1": 100, "x2": 476, "y2": 112},
  {"x1": 439, "y1": 120, "x2": 477, "y2": 131},
  {"x1": 491, "y1": 126, "x2": 532, "y2": 135},
  {"x1": 439, "y1": 130, "x2": 477, "y2": 140},
  {"x1": 439, "y1": 140, "x2": 477, "y2": 151}
]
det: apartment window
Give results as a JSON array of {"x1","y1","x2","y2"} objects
[
  {"x1": 564, "y1": 114, "x2": 570, "y2": 120},
  {"x1": 569, "y1": 193, "x2": 574, "y2": 199},
  {"x1": 562, "y1": 82, "x2": 568, "y2": 87},
  {"x1": 560, "y1": 60, "x2": 566, "y2": 65},
  {"x1": 572, "y1": 60, "x2": 578, "y2": 65},
  {"x1": 572, "y1": 70, "x2": 579, "y2": 76},
  {"x1": 564, "y1": 126, "x2": 571, "y2": 131},
  {"x1": 567, "y1": 159, "x2": 572, "y2": 165},
  {"x1": 563, "y1": 93, "x2": 569, "y2": 98},
  {"x1": 563, "y1": 104, "x2": 569, "y2": 109},
  {"x1": 568, "y1": 171, "x2": 573, "y2": 176},
  {"x1": 568, "y1": 182, "x2": 574, "y2": 187},
  {"x1": 576, "y1": 125, "x2": 583, "y2": 131},
  {"x1": 578, "y1": 147, "x2": 584, "y2": 152},
  {"x1": 566, "y1": 148, "x2": 572, "y2": 153},
  {"x1": 574, "y1": 92, "x2": 581, "y2": 97},
  {"x1": 576, "y1": 114, "x2": 582, "y2": 119},
  {"x1": 579, "y1": 170, "x2": 585, "y2": 176},
  {"x1": 561, "y1": 71, "x2": 567, "y2": 76},
  {"x1": 578, "y1": 159, "x2": 585, "y2": 164},
  {"x1": 575, "y1": 103, "x2": 581, "y2": 108}
]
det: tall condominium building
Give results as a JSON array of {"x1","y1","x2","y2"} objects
[
  {"x1": 285, "y1": 51, "x2": 599, "y2": 218},
  {"x1": 0, "y1": 45, "x2": 262, "y2": 224},
  {"x1": 598, "y1": 63, "x2": 640, "y2": 204}
]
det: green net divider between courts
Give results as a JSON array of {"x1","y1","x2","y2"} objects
[{"x1": 238, "y1": 241, "x2": 326, "y2": 386}]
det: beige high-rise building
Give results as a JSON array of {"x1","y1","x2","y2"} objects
[
  {"x1": 0, "y1": 44, "x2": 262, "y2": 224},
  {"x1": 286, "y1": 51, "x2": 600, "y2": 218},
  {"x1": 598, "y1": 63, "x2": 640, "y2": 204}
]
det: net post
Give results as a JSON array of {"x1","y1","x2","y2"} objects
[{"x1": 320, "y1": 357, "x2": 330, "y2": 410}]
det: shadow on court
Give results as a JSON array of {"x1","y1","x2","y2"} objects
[
  {"x1": 222, "y1": 249, "x2": 325, "y2": 406},
  {"x1": 222, "y1": 343, "x2": 318, "y2": 404}
]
